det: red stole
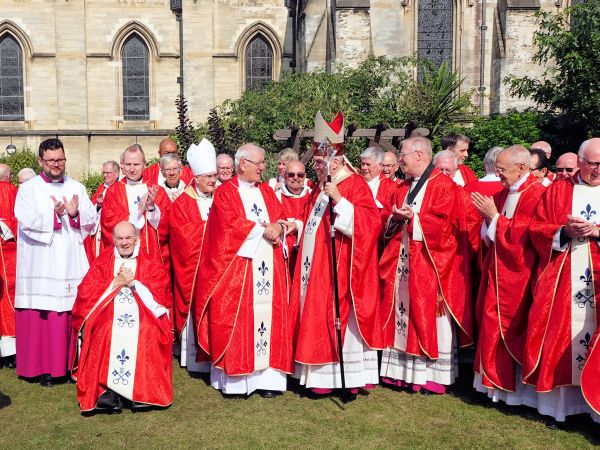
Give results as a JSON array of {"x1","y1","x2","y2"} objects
[
  {"x1": 194, "y1": 176, "x2": 292, "y2": 375},
  {"x1": 292, "y1": 174, "x2": 383, "y2": 365},
  {"x1": 523, "y1": 178, "x2": 600, "y2": 409},
  {"x1": 143, "y1": 163, "x2": 193, "y2": 186},
  {"x1": 380, "y1": 170, "x2": 470, "y2": 358},
  {"x1": 169, "y1": 186, "x2": 208, "y2": 338},
  {"x1": 0, "y1": 181, "x2": 17, "y2": 339},
  {"x1": 99, "y1": 180, "x2": 171, "y2": 266},
  {"x1": 459, "y1": 164, "x2": 478, "y2": 185},
  {"x1": 474, "y1": 174, "x2": 545, "y2": 391},
  {"x1": 71, "y1": 249, "x2": 173, "y2": 411}
]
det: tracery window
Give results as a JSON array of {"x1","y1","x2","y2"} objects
[
  {"x1": 245, "y1": 35, "x2": 273, "y2": 90},
  {"x1": 122, "y1": 34, "x2": 149, "y2": 120},
  {"x1": 0, "y1": 34, "x2": 24, "y2": 121},
  {"x1": 417, "y1": 0, "x2": 454, "y2": 70}
]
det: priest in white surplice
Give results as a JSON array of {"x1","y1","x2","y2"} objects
[
  {"x1": 195, "y1": 143, "x2": 295, "y2": 398},
  {"x1": 14, "y1": 138, "x2": 96, "y2": 387}
]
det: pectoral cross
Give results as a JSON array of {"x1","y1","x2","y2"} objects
[{"x1": 66, "y1": 283, "x2": 74, "y2": 294}]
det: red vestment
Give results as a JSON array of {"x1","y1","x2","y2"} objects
[
  {"x1": 84, "y1": 184, "x2": 106, "y2": 263},
  {"x1": 379, "y1": 170, "x2": 472, "y2": 358},
  {"x1": 71, "y1": 248, "x2": 173, "y2": 411},
  {"x1": 292, "y1": 173, "x2": 383, "y2": 365},
  {"x1": 169, "y1": 184, "x2": 209, "y2": 338},
  {"x1": 100, "y1": 181, "x2": 171, "y2": 267},
  {"x1": 277, "y1": 188, "x2": 310, "y2": 278},
  {"x1": 474, "y1": 174, "x2": 545, "y2": 391},
  {"x1": 143, "y1": 162, "x2": 193, "y2": 186},
  {"x1": 464, "y1": 180, "x2": 504, "y2": 197},
  {"x1": 374, "y1": 173, "x2": 398, "y2": 229},
  {"x1": 523, "y1": 177, "x2": 600, "y2": 412},
  {"x1": 0, "y1": 181, "x2": 17, "y2": 342},
  {"x1": 459, "y1": 164, "x2": 478, "y2": 185},
  {"x1": 195, "y1": 176, "x2": 292, "y2": 375}
]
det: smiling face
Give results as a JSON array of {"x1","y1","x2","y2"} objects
[
  {"x1": 161, "y1": 159, "x2": 182, "y2": 188},
  {"x1": 382, "y1": 152, "x2": 399, "y2": 178},
  {"x1": 284, "y1": 160, "x2": 306, "y2": 194},
  {"x1": 435, "y1": 156, "x2": 458, "y2": 178},
  {"x1": 102, "y1": 163, "x2": 119, "y2": 186},
  {"x1": 113, "y1": 222, "x2": 138, "y2": 258},
  {"x1": 39, "y1": 148, "x2": 66, "y2": 180},
  {"x1": 195, "y1": 172, "x2": 217, "y2": 194},
  {"x1": 495, "y1": 151, "x2": 526, "y2": 187},
  {"x1": 361, "y1": 156, "x2": 382, "y2": 182},
  {"x1": 237, "y1": 146, "x2": 266, "y2": 184},
  {"x1": 578, "y1": 140, "x2": 600, "y2": 186},
  {"x1": 555, "y1": 153, "x2": 578, "y2": 180}
]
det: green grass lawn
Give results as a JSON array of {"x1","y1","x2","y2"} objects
[{"x1": 0, "y1": 361, "x2": 598, "y2": 449}]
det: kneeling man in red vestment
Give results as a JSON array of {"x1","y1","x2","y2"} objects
[{"x1": 72, "y1": 221, "x2": 173, "y2": 413}]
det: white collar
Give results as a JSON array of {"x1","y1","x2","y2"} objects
[
  {"x1": 238, "y1": 178, "x2": 257, "y2": 189},
  {"x1": 280, "y1": 181, "x2": 309, "y2": 198},
  {"x1": 114, "y1": 242, "x2": 140, "y2": 259},
  {"x1": 509, "y1": 172, "x2": 530, "y2": 193},
  {"x1": 126, "y1": 178, "x2": 144, "y2": 186}
]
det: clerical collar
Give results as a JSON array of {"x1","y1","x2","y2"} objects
[
  {"x1": 367, "y1": 176, "x2": 380, "y2": 187},
  {"x1": 238, "y1": 178, "x2": 257, "y2": 189},
  {"x1": 509, "y1": 172, "x2": 530, "y2": 193},
  {"x1": 194, "y1": 185, "x2": 213, "y2": 199},
  {"x1": 40, "y1": 171, "x2": 64, "y2": 184},
  {"x1": 331, "y1": 166, "x2": 352, "y2": 185},
  {"x1": 164, "y1": 180, "x2": 182, "y2": 190},
  {"x1": 126, "y1": 178, "x2": 144, "y2": 186},
  {"x1": 114, "y1": 242, "x2": 140, "y2": 260}
]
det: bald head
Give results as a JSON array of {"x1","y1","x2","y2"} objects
[
  {"x1": 531, "y1": 141, "x2": 552, "y2": 159},
  {"x1": 113, "y1": 221, "x2": 138, "y2": 258},
  {"x1": 0, "y1": 164, "x2": 11, "y2": 182},
  {"x1": 555, "y1": 152, "x2": 579, "y2": 179},
  {"x1": 158, "y1": 138, "x2": 178, "y2": 158}
]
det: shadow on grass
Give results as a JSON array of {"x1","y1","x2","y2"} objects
[
  {"x1": 0, "y1": 391, "x2": 11, "y2": 409},
  {"x1": 449, "y1": 363, "x2": 600, "y2": 445}
]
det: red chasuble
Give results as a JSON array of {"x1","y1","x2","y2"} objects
[
  {"x1": 292, "y1": 173, "x2": 383, "y2": 365},
  {"x1": 194, "y1": 176, "x2": 292, "y2": 375},
  {"x1": 474, "y1": 174, "x2": 545, "y2": 391},
  {"x1": 0, "y1": 181, "x2": 17, "y2": 341},
  {"x1": 379, "y1": 170, "x2": 472, "y2": 358},
  {"x1": 523, "y1": 177, "x2": 600, "y2": 411},
  {"x1": 375, "y1": 173, "x2": 399, "y2": 229},
  {"x1": 169, "y1": 184, "x2": 209, "y2": 338},
  {"x1": 459, "y1": 164, "x2": 478, "y2": 185},
  {"x1": 71, "y1": 248, "x2": 173, "y2": 411},
  {"x1": 100, "y1": 181, "x2": 171, "y2": 266},
  {"x1": 83, "y1": 184, "x2": 106, "y2": 263},
  {"x1": 143, "y1": 162, "x2": 193, "y2": 186},
  {"x1": 464, "y1": 179, "x2": 504, "y2": 197}
]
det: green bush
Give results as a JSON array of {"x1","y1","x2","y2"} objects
[
  {"x1": 0, "y1": 147, "x2": 40, "y2": 185},
  {"x1": 80, "y1": 171, "x2": 104, "y2": 197}
]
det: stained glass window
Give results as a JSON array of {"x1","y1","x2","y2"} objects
[
  {"x1": 122, "y1": 34, "x2": 149, "y2": 120},
  {"x1": 418, "y1": 0, "x2": 454, "y2": 70},
  {"x1": 245, "y1": 35, "x2": 273, "y2": 90},
  {"x1": 0, "y1": 34, "x2": 24, "y2": 121}
]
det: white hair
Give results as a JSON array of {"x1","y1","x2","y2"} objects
[
  {"x1": 401, "y1": 137, "x2": 433, "y2": 159},
  {"x1": 216, "y1": 153, "x2": 233, "y2": 165},
  {"x1": 17, "y1": 167, "x2": 36, "y2": 183},
  {"x1": 277, "y1": 148, "x2": 298, "y2": 162},
  {"x1": 483, "y1": 146, "x2": 504, "y2": 173},
  {"x1": 360, "y1": 147, "x2": 384, "y2": 164},
  {"x1": 433, "y1": 150, "x2": 458, "y2": 166},
  {"x1": 578, "y1": 139, "x2": 594, "y2": 159},
  {"x1": 159, "y1": 152, "x2": 181, "y2": 169},
  {"x1": 500, "y1": 145, "x2": 531, "y2": 166},
  {"x1": 234, "y1": 144, "x2": 265, "y2": 170}
]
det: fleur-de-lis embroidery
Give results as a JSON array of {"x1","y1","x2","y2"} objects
[
  {"x1": 251, "y1": 203, "x2": 262, "y2": 218},
  {"x1": 314, "y1": 203, "x2": 322, "y2": 215},
  {"x1": 258, "y1": 261, "x2": 268, "y2": 276},
  {"x1": 580, "y1": 332, "x2": 592, "y2": 351},
  {"x1": 581, "y1": 204, "x2": 597, "y2": 222},
  {"x1": 399, "y1": 302, "x2": 406, "y2": 316},
  {"x1": 306, "y1": 218, "x2": 318, "y2": 235},
  {"x1": 117, "y1": 313, "x2": 135, "y2": 328},
  {"x1": 134, "y1": 195, "x2": 142, "y2": 206},
  {"x1": 302, "y1": 274, "x2": 308, "y2": 290},
  {"x1": 116, "y1": 349, "x2": 129, "y2": 366},
  {"x1": 258, "y1": 321, "x2": 267, "y2": 336},
  {"x1": 575, "y1": 268, "x2": 595, "y2": 309},
  {"x1": 303, "y1": 256, "x2": 311, "y2": 272}
]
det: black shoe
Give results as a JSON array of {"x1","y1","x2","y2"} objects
[
  {"x1": 258, "y1": 390, "x2": 282, "y2": 399},
  {"x1": 95, "y1": 390, "x2": 123, "y2": 411},
  {"x1": 131, "y1": 401, "x2": 152, "y2": 412},
  {"x1": 39, "y1": 374, "x2": 53, "y2": 388},
  {"x1": 3, "y1": 355, "x2": 16, "y2": 369}
]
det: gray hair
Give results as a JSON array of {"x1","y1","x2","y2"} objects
[
  {"x1": 159, "y1": 153, "x2": 182, "y2": 169},
  {"x1": 17, "y1": 167, "x2": 36, "y2": 183},
  {"x1": 483, "y1": 146, "x2": 504, "y2": 174},
  {"x1": 216, "y1": 153, "x2": 234, "y2": 166},
  {"x1": 578, "y1": 138, "x2": 598, "y2": 159},
  {"x1": 277, "y1": 148, "x2": 298, "y2": 163},
  {"x1": 360, "y1": 147, "x2": 384, "y2": 164},
  {"x1": 501, "y1": 145, "x2": 531, "y2": 166},
  {"x1": 102, "y1": 160, "x2": 120, "y2": 173},
  {"x1": 234, "y1": 143, "x2": 265, "y2": 169},
  {"x1": 433, "y1": 150, "x2": 458, "y2": 166},
  {"x1": 402, "y1": 136, "x2": 433, "y2": 159}
]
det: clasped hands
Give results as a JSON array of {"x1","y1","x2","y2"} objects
[
  {"x1": 471, "y1": 192, "x2": 499, "y2": 224},
  {"x1": 392, "y1": 203, "x2": 414, "y2": 222},
  {"x1": 263, "y1": 220, "x2": 297, "y2": 245},
  {"x1": 113, "y1": 263, "x2": 135, "y2": 290},
  {"x1": 137, "y1": 185, "x2": 159, "y2": 216},
  {"x1": 564, "y1": 215, "x2": 600, "y2": 239},
  {"x1": 51, "y1": 194, "x2": 79, "y2": 218}
]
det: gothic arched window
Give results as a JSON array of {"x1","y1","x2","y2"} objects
[
  {"x1": 417, "y1": 0, "x2": 453, "y2": 70},
  {"x1": 0, "y1": 34, "x2": 24, "y2": 121},
  {"x1": 122, "y1": 34, "x2": 149, "y2": 120},
  {"x1": 245, "y1": 35, "x2": 273, "y2": 90}
]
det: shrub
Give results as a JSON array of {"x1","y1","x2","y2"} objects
[
  {"x1": 0, "y1": 147, "x2": 39, "y2": 185},
  {"x1": 80, "y1": 171, "x2": 104, "y2": 197}
]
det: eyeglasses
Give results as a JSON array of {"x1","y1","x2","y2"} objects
[
  {"x1": 42, "y1": 158, "x2": 66, "y2": 166},
  {"x1": 582, "y1": 158, "x2": 600, "y2": 170},
  {"x1": 243, "y1": 158, "x2": 266, "y2": 167},
  {"x1": 382, "y1": 163, "x2": 398, "y2": 169},
  {"x1": 102, "y1": 171, "x2": 117, "y2": 175},
  {"x1": 286, "y1": 172, "x2": 305, "y2": 178},
  {"x1": 162, "y1": 168, "x2": 181, "y2": 173},
  {"x1": 218, "y1": 166, "x2": 233, "y2": 171},
  {"x1": 555, "y1": 167, "x2": 575, "y2": 173},
  {"x1": 399, "y1": 150, "x2": 420, "y2": 159},
  {"x1": 495, "y1": 163, "x2": 523, "y2": 174}
]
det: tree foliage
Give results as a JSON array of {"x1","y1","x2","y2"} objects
[
  {"x1": 506, "y1": 1, "x2": 600, "y2": 141},
  {"x1": 0, "y1": 147, "x2": 39, "y2": 185}
]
